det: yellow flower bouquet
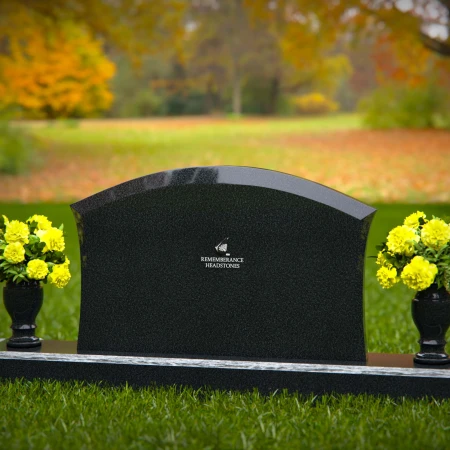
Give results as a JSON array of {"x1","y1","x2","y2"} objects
[
  {"x1": 0, "y1": 214, "x2": 71, "y2": 288},
  {"x1": 376, "y1": 211, "x2": 450, "y2": 293}
]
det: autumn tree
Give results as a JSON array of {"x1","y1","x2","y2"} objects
[
  {"x1": 183, "y1": 0, "x2": 351, "y2": 115},
  {"x1": 332, "y1": 0, "x2": 450, "y2": 127},
  {"x1": 343, "y1": 0, "x2": 450, "y2": 89},
  {"x1": 0, "y1": 0, "x2": 186, "y2": 59},
  {"x1": 289, "y1": 0, "x2": 449, "y2": 55},
  {"x1": 0, "y1": 9, "x2": 115, "y2": 118},
  {"x1": 0, "y1": 0, "x2": 186, "y2": 118},
  {"x1": 185, "y1": 0, "x2": 265, "y2": 115},
  {"x1": 418, "y1": 0, "x2": 450, "y2": 55}
]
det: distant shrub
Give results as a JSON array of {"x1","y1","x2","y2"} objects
[
  {"x1": 179, "y1": 91, "x2": 207, "y2": 115},
  {"x1": 293, "y1": 93, "x2": 339, "y2": 115},
  {"x1": 119, "y1": 90, "x2": 168, "y2": 117},
  {"x1": 0, "y1": 122, "x2": 35, "y2": 175},
  {"x1": 275, "y1": 95, "x2": 296, "y2": 116},
  {"x1": 358, "y1": 84, "x2": 450, "y2": 129}
]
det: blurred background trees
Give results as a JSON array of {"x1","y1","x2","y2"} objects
[
  {"x1": 0, "y1": 0, "x2": 449, "y2": 124},
  {"x1": 0, "y1": 13, "x2": 115, "y2": 119}
]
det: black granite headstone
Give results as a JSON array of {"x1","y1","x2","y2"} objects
[{"x1": 71, "y1": 166, "x2": 375, "y2": 364}]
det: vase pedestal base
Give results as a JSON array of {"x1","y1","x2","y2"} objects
[
  {"x1": 1, "y1": 340, "x2": 450, "y2": 399},
  {"x1": 6, "y1": 336, "x2": 42, "y2": 349},
  {"x1": 6, "y1": 325, "x2": 42, "y2": 349},
  {"x1": 414, "y1": 352, "x2": 450, "y2": 365}
]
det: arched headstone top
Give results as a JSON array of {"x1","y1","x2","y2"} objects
[{"x1": 71, "y1": 166, "x2": 375, "y2": 220}]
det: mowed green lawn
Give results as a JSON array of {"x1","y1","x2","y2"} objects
[{"x1": 1, "y1": 115, "x2": 450, "y2": 449}]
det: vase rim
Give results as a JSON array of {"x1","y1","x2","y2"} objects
[
  {"x1": 419, "y1": 283, "x2": 440, "y2": 291},
  {"x1": 4, "y1": 281, "x2": 41, "y2": 289}
]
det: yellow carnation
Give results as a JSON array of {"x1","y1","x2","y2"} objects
[
  {"x1": 36, "y1": 227, "x2": 65, "y2": 253},
  {"x1": 401, "y1": 256, "x2": 438, "y2": 291},
  {"x1": 404, "y1": 211, "x2": 426, "y2": 229},
  {"x1": 63, "y1": 257, "x2": 70, "y2": 267},
  {"x1": 376, "y1": 251, "x2": 387, "y2": 266},
  {"x1": 376, "y1": 265, "x2": 399, "y2": 289},
  {"x1": 2, "y1": 215, "x2": 8, "y2": 225},
  {"x1": 421, "y1": 218, "x2": 450, "y2": 250},
  {"x1": 4, "y1": 220, "x2": 29, "y2": 244},
  {"x1": 26, "y1": 259, "x2": 49, "y2": 280},
  {"x1": 48, "y1": 264, "x2": 71, "y2": 288},
  {"x1": 27, "y1": 214, "x2": 52, "y2": 231},
  {"x1": 3, "y1": 242, "x2": 25, "y2": 264},
  {"x1": 386, "y1": 225, "x2": 419, "y2": 256}
]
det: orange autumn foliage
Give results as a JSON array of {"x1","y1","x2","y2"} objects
[
  {"x1": 0, "y1": 10, "x2": 115, "y2": 118},
  {"x1": 372, "y1": 34, "x2": 446, "y2": 88}
]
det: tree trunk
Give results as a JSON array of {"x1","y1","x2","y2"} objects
[
  {"x1": 232, "y1": 71, "x2": 242, "y2": 115},
  {"x1": 267, "y1": 76, "x2": 280, "y2": 115},
  {"x1": 205, "y1": 79, "x2": 214, "y2": 114}
]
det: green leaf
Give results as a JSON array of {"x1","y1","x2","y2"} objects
[
  {"x1": 436, "y1": 245, "x2": 448, "y2": 259},
  {"x1": 28, "y1": 220, "x2": 38, "y2": 233},
  {"x1": 59, "y1": 223, "x2": 64, "y2": 231}
]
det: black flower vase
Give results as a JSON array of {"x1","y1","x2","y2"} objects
[
  {"x1": 3, "y1": 281, "x2": 43, "y2": 348},
  {"x1": 412, "y1": 283, "x2": 450, "y2": 365}
]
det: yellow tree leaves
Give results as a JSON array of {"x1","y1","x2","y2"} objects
[
  {"x1": 1, "y1": 0, "x2": 187, "y2": 60},
  {"x1": 252, "y1": 1, "x2": 352, "y2": 98},
  {"x1": 0, "y1": 9, "x2": 115, "y2": 118}
]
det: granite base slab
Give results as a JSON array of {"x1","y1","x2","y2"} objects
[{"x1": 0, "y1": 340, "x2": 449, "y2": 399}]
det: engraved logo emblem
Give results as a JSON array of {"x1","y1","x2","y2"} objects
[
  {"x1": 215, "y1": 237, "x2": 230, "y2": 256},
  {"x1": 201, "y1": 237, "x2": 243, "y2": 268}
]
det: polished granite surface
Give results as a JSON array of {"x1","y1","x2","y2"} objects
[
  {"x1": 2, "y1": 339, "x2": 449, "y2": 397},
  {"x1": 71, "y1": 166, "x2": 375, "y2": 363},
  {"x1": 1, "y1": 340, "x2": 449, "y2": 372}
]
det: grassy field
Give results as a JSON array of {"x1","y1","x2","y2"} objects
[
  {"x1": 1, "y1": 381, "x2": 450, "y2": 449},
  {"x1": 3, "y1": 114, "x2": 450, "y2": 203},
  {"x1": 1, "y1": 115, "x2": 450, "y2": 449}
]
